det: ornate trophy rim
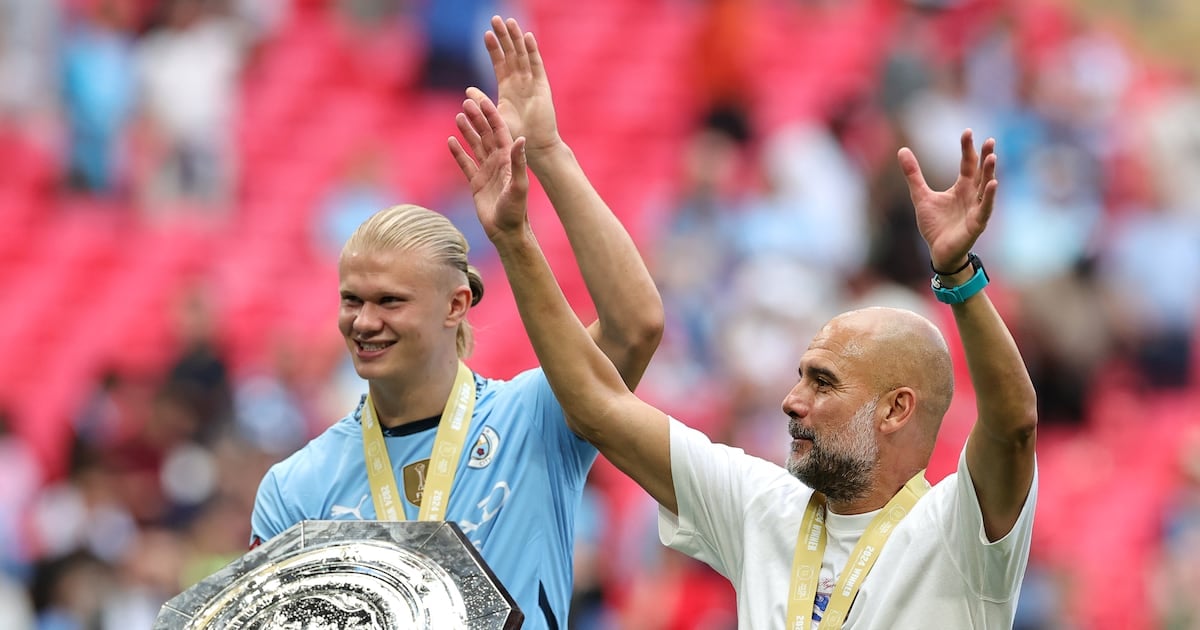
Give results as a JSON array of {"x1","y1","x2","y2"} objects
[{"x1": 154, "y1": 520, "x2": 523, "y2": 630}]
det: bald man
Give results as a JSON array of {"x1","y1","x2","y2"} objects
[{"x1": 459, "y1": 113, "x2": 1037, "y2": 628}]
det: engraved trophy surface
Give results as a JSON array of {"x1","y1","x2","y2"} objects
[{"x1": 155, "y1": 520, "x2": 523, "y2": 629}]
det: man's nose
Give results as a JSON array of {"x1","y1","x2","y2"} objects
[
  {"x1": 353, "y1": 303, "x2": 384, "y2": 333},
  {"x1": 781, "y1": 384, "x2": 809, "y2": 420}
]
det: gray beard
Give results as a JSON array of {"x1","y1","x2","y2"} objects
[
  {"x1": 787, "y1": 444, "x2": 875, "y2": 503},
  {"x1": 786, "y1": 398, "x2": 878, "y2": 503}
]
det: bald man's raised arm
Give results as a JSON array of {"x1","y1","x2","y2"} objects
[
  {"x1": 492, "y1": 228, "x2": 678, "y2": 514},
  {"x1": 943, "y1": 266, "x2": 1038, "y2": 541},
  {"x1": 898, "y1": 132, "x2": 1037, "y2": 542}
]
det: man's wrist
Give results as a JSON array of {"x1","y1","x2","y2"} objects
[
  {"x1": 488, "y1": 224, "x2": 536, "y2": 252},
  {"x1": 930, "y1": 253, "x2": 989, "y2": 304},
  {"x1": 934, "y1": 265, "x2": 976, "y2": 288},
  {"x1": 525, "y1": 135, "x2": 569, "y2": 168}
]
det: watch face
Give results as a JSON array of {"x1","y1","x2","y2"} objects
[{"x1": 156, "y1": 521, "x2": 523, "y2": 630}]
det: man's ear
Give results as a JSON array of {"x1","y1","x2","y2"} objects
[
  {"x1": 879, "y1": 387, "x2": 916, "y2": 435},
  {"x1": 446, "y1": 285, "x2": 472, "y2": 327}
]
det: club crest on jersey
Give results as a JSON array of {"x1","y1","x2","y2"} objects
[{"x1": 468, "y1": 426, "x2": 500, "y2": 469}]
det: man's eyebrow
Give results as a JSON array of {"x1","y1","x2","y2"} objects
[{"x1": 803, "y1": 365, "x2": 840, "y2": 384}]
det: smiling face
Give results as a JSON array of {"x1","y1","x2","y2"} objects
[
  {"x1": 337, "y1": 247, "x2": 469, "y2": 386},
  {"x1": 782, "y1": 319, "x2": 882, "y2": 503}
]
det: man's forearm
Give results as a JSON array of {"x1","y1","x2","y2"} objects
[
  {"x1": 949, "y1": 268, "x2": 1038, "y2": 539},
  {"x1": 941, "y1": 265, "x2": 1037, "y2": 439},
  {"x1": 528, "y1": 141, "x2": 663, "y2": 386},
  {"x1": 491, "y1": 224, "x2": 677, "y2": 511},
  {"x1": 491, "y1": 226, "x2": 632, "y2": 422}
]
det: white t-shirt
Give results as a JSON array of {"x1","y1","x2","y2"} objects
[{"x1": 659, "y1": 418, "x2": 1037, "y2": 629}]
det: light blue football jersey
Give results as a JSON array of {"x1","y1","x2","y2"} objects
[{"x1": 251, "y1": 368, "x2": 597, "y2": 629}]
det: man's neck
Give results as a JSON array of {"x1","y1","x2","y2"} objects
[{"x1": 368, "y1": 358, "x2": 459, "y2": 428}]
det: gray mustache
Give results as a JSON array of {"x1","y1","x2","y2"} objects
[{"x1": 788, "y1": 420, "x2": 814, "y2": 441}]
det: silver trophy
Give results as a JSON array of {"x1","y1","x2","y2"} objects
[{"x1": 155, "y1": 521, "x2": 523, "y2": 629}]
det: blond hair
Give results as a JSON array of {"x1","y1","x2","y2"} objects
[{"x1": 342, "y1": 204, "x2": 484, "y2": 357}]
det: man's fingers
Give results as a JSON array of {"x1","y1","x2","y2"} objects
[
  {"x1": 525, "y1": 32, "x2": 546, "y2": 78},
  {"x1": 465, "y1": 86, "x2": 488, "y2": 107},
  {"x1": 478, "y1": 95, "x2": 512, "y2": 145},
  {"x1": 463, "y1": 99, "x2": 496, "y2": 153},
  {"x1": 959, "y1": 129, "x2": 978, "y2": 179},
  {"x1": 506, "y1": 18, "x2": 532, "y2": 74},
  {"x1": 447, "y1": 136, "x2": 478, "y2": 181},
  {"x1": 897, "y1": 147, "x2": 930, "y2": 200},
  {"x1": 484, "y1": 29, "x2": 506, "y2": 74},
  {"x1": 975, "y1": 179, "x2": 998, "y2": 227},
  {"x1": 492, "y1": 14, "x2": 517, "y2": 58},
  {"x1": 456, "y1": 110, "x2": 486, "y2": 157},
  {"x1": 981, "y1": 151, "x2": 997, "y2": 187},
  {"x1": 975, "y1": 137, "x2": 995, "y2": 188}
]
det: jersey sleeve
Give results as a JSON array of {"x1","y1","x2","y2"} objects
[
  {"x1": 657, "y1": 417, "x2": 790, "y2": 582},
  {"x1": 249, "y1": 466, "x2": 294, "y2": 547},
  {"x1": 943, "y1": 443, "x2": 1039, "y2": 601},
  {"x1": 513, "y1": 367, "x2": 598, "y2": 491}
]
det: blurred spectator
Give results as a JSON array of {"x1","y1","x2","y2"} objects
[
  {"x1": 60, "y1": 0, "x2": 137, "y2": 195},
  {"x1": 568, "y1": 482, "x2": 615, "y2": 630},
  {"x1": 878, "y1": 9, "x2": 938, "y2": 117},
  {"x1": 1016, "y1": 260, "x2": 1115, "y2": 425},
  {"x1": 962, "y1": 10, "x2": 1020, "y2": 119},
  {"x1": 0, "y1": 571, "x2": 34, "y2": 630},
  {"x1": 28, "y1": 440, "x2": 138, "y2": 567},
  {"x1": 134, "y1": 0, "x2": 247, "y2": 211},
  {"x1": 1151, "y1": 428, "x2": 1200, "y2": 628},
  {"x1": 104, "y1": 383, "x2": 211, "y2": 526},
  {"x1": 0, "y1": 0, "x2": 61, "y2": 122},
  {"x1": 178, "y1": 495, "x2": 247, "y2": 589},
  {"x1": 417, "y1": 0, "x2": 500, "y2": 92},
  {"x1": 28, "y1": 550, "x2": 113, "y2": 630},
  {"x1": 988, "y1": 142, "x2": 1104, "y2": 285},
  {"x1": 164, "y1": 286, "x2": 234, "y2": 445},
  {"x1": 72, "y1": 368, "x2": 150, "y2": 451},
  {"x1": 1098, "y1": 203, "x2": 1200, "y2": 390},
  {"x1": 747, "y1": 114, "x2": 870, "y2": 274},
  {"x1": 657, "y1": 105, "x2": 748, "y2": 376},
  {"x1": 100, "y1": 528, "x2": 187, "y2": 629},
  {"x1": 862, "y1": 131, "x2": 936, "y2": 290},
  {"x1": 313, "y1": 144, "x2": 396, "y2": 261},
  {"x1": 897, "y1": 59, "x2": 987, "y2": 191},
  {"x1": 0, "y1": 411, "x2": 42, "y2": 580},
  {"x1": 1013, "y1": 562, "x2": 1078, "y2": 630},
  {"x1": 1143, "y1": 80, "x2": 1200, "y2": 216},
  {"x1": 231, "y1": 337, "x2": 317, "y2": 456}
]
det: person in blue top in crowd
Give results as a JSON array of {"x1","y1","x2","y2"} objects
[{"x1": 250, "y1": 16, "x2": 663, "y2": 629}]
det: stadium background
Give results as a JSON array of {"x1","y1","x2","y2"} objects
[{"x1": 0, "y1": 0, "x2": 1198, "y2": 627}]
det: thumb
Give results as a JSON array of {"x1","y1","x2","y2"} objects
[
  {"x1": 897, "y1": 147, "x2": 930, "y2": 201},
  {"x1": 510, "y1": 137, "x2": 529, "y2": 194}
]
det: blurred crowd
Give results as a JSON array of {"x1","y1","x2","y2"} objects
[{"x1": 0, "y1": 0, "x2": 1198, "y2": 629}]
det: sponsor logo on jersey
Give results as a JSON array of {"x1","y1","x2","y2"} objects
[
  {"x1": 468, "y1": 426, "x2": 500, "y2": 469},
  {"x1": 330, "y1": 495, "x2": 370, "y2": 521}
]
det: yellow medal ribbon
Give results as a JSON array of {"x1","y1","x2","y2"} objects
[
  {"x1": 786, "y1": 471, "x2": 930, "y2": 629},
  {"x1": 361, "y1": 361, "x2": 477, "y2": 521}
]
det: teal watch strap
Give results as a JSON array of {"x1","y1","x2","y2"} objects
[{"x1": 931, "y1": 254, "x2": 989, "y2": 304}]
